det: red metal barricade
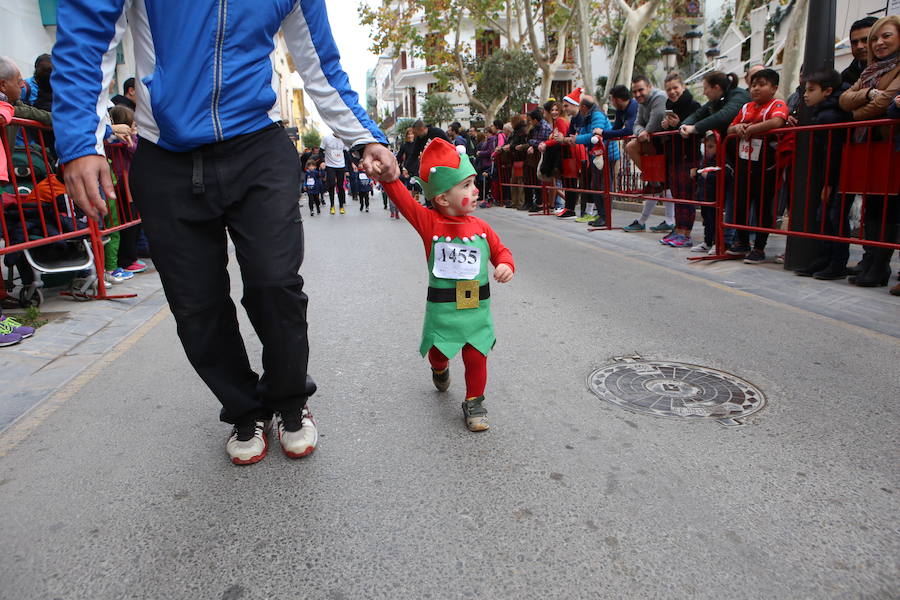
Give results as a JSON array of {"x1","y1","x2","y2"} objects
[
  {"x1": 1, "y1": 117, "x2": 142, "y2": 305},
  {"x1": 719, "y1": 119, "x2": 900, "y2": 255}
]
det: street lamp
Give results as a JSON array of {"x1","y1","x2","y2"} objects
[
  {"x1": 660, "y1": 46, "x2": 678, "y2": 72},
  {"x1": 685, "y1": 29, "x2": 703, "y2": 54},
  {"x1": 705, "y1": 47, "x2": 720, "y2": 66}
]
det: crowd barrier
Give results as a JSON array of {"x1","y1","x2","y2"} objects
[
  {"x1": 486, "y1": 120, "x2": 898, "y2": 262},
  {"x1": 1, "y1": 118, "x2": 141, "y2": 306}
]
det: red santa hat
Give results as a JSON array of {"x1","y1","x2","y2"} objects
[{"x1": 563, "y1": 87, "x2": 583, "y2": 106}]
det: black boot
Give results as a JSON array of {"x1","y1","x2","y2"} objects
[
  {"x1": 813, "y1": 262, "x2": 848, "y2": 280},
  {"x1": 847, "y1": 249, "x2": 873, "y2": 277},
  {"x1": 795, "y1": 258, "x2": 830, "y2": 277},
  {"x1": 853, "y1": 248, "x2": 894, "y2": 287}
]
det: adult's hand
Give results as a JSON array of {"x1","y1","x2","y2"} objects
[
  {"x1": 637, "y1": 130, "x2": 650, "y2": 143},
  {"x1": 63, "y1": 155, "x2": 113, "y2": 221},
  {"x1": 679, "y1": 124, "x2": 696, "y2": 138},
  {"x1": 527, "y1": 146, "x2": 534, "y2": 155},
  {"x1": 538, "y1": 142, "x2": 546, "y2": 153},
  {"x1": 361, "y1": 143, "x2": 399, "y2": 182}
]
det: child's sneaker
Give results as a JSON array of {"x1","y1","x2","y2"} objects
[
  {"x1": 0, "y1": 319, "x2": 23, "y2": 346},
  {"x1": 462, "y1": 396, "x2": 489, "y2": 432},
  {"x1": 622, "y1": 220, "x2": 645, "y2": 232},
  {"x1": 108, "y1": 267, "x2": 134, "y2": 283},
  {"x1": 668, "y1": 234, "x2": 693, "y2": 248},
  {"x1": 339, "y1": 207, "x2": 345, "y2": 214},
  {"x1": 330, "y1": 206, "x2": 336, "y2": 215},
  {"x1": 226, "y1": 420, "x2": 269, "y2": 465},
  {"x1": 274, "y1": 406, "x2": 317, "y2": 459},
  {"x1": 1, "y1": 315, "x2": 35, "y2": 339},
  {"x1": 432, "y1": 367, "x2": 450, "y2": 392},
  {"x1": 124, "y1": 261, "x2": 147, "y2": 273}
]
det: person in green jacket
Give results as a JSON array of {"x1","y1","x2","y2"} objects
[{"x1": 675, "y1": 71, "x2": 751, "y2": 138}]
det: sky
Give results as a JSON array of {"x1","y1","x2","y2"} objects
[{"x1": 294, "y1": 0, "x2": 379, "y2": 135}]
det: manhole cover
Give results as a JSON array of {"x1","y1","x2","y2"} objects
[{"x1": 588, "y1": 358, "x2": 766, "y2": 426}]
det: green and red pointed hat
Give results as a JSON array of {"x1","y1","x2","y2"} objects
[{"x1": 413, "y1": 137, "x2": 476, "y2": 200}]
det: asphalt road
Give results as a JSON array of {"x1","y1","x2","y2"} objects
[{"x1": 1, "y1": 202, "x2": 898, "y2": 600}]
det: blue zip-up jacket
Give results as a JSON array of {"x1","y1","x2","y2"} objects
[
  {"x1": 575, "y1": 107, "x2": 620, "y2": 161},
  {"x1": 51, "y1": 0, "x2": 386, "y2": 164},
  {"x1": 603, "y1": 98, "x2": 637, "y2": 140}
]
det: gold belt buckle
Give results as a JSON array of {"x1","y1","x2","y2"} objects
[{"x1": 455, "y1": 280, "x2": 480, "y2": 309}]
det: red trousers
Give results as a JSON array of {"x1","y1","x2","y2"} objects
[{"x1": 427, "y1": 344, "x2": 487, "y2": 398}]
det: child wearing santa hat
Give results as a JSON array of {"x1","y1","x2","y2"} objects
[{"x1": 380, "y1": 138, "x2": 515, "y2": 431}]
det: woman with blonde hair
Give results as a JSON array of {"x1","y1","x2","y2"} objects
[{"x1": 839, "y1": 14, "x2": 900, "y2": 288}]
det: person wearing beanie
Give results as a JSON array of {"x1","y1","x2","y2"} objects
[{"x1": 379, "y1": 138, "x2": 515, "y2": 432}]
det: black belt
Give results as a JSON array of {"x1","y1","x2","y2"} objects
[{"x1": 427, "y1": 283, "x2": 490, "y2": 303}]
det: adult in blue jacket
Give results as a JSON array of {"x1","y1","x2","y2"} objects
[{"x1": 52, "y1": 0, "x2": 399, "y2": 466}]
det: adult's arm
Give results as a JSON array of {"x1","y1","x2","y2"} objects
[
  {"x1": 643, "y1": 93, "x2": 668, "y2": 134},
  {"x1": 575, "y1": 111, "x2": 607, "y2": 145},
  {"x1": 691, "y1": 88, "x2": 750, "y2": 135},
  {"x1": 281, "y1": 1, "x2": 388, "y2": 152},
  {"x1": 841, "y1": 72, "x2": 900, "y2": 121},
  {"x1": 13, "y1": 102, "x2": 52, "y2": 125},
  {"x1": 51, "y1": 0, "x2": 129, "y2": 219},
  {"x1": 603, "y1": 103, "x2": 637, "y2": 139}
]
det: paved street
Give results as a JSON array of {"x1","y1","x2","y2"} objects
[{"x1": 1, "y1": 204, "x2": 898, "y2": 599}]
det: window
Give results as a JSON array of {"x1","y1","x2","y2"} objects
[
  {"x1": 475, "y1": 30, "x2": 501, "y2": 59},
  {"x1": 400, "y1": 50, "x2": 407, "y2": 70},
  {"x1": 550, "y1": 80, "x2": 572, "y2": 103},
  {"x1": 408, "y1": 88, "x2": 417, "y2": 117}
]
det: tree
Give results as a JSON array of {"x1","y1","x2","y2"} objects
[
  {"x1": 521, "y1": 0, "x2": 577, "y2": 100},
  {"x1": 301, "y1": 128, "x2": 321, "y2": 149},
  {"x1": 472, "y1": 49, "x2": 540, "y2": 120},
  {"x1": 421, "y1": 93, "x2": 456, "y2": 127},
  {"x1": 604, "y1": 0, "x2": 664, "y2": 88}
]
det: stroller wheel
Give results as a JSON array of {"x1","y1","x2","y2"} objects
[
  {"x1": 69, "y1": 278, "x2": 97, "y2": 302},
  {"x1": 19, "y1": 287, "x2": 43, "y2": 308}
]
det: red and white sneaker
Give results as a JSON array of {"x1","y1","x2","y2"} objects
[
  {"x1": 275, "y1": 406, "x2": 317, "y2": 459},
  {"x1": 226, "y1": 420, "x2": 269, "y2": 465},
  {"x1": 124, "y1": 261, "x2": 147, "y2": 273}
]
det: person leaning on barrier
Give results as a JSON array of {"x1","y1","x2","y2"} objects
[
  {"x1": 839, "y1": 14, "x2": 900, "y2": 289},
  {"x1": 677, "y1": 71, "x2": 750, "y2": 140},
  {"x1": 0, "y1": 57, "x2": 52, "y2": 151},
  {"x1": 791, "y1": 69, "x2": 852, "y2": 281},
  {"x1": 51, "y1": 0, "x2": 398, "y2": 466}
]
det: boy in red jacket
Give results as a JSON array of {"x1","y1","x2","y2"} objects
[{"x1": 380, "y1": 138, "x2": 515, "y2": 431}]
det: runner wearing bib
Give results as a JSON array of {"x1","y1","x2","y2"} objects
[{"x1": 381, "y1": 138, "x2": 515, "y2": 431}]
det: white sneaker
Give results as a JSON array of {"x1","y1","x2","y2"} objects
[
  {"x1": 707, "y1": 244, "x2": 717, "y2": 256},
  {"x1": 691, "y1": 242, "x2": 709, "y2": 253},
  {"x1": 226, "y1": 420, "x2": 269, "y2": 465},
  {"x1": 275, "y1": 406, "x2": 317, "y2": 459}
]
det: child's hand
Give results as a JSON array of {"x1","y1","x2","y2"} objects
[{"x1": 494, "y1": 263, "x2": 513, "y2": 283}]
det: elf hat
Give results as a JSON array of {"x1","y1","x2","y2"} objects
[
  {"x1": 563, "y1": 87, "x2": 583, "y2": 106},
  {"x1": 413, "y1": 137, "x2": 476, "y2": 200}
]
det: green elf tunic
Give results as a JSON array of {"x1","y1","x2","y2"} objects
[{"x1": 383, "y1": 180, "x2": 515, "y2": 359}]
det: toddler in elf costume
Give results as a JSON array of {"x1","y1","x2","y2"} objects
[{"x1": 380, "y1": 138, "x2": 515, "y2": 431}]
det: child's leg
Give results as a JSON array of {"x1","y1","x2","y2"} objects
[
  {"x1": 428, "y1": 346, "x2": 449, "y2": 371},
  {"x1": 460, "y1": 344, "x2": 487, "y2": 399}
]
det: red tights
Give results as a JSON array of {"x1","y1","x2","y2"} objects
[{"x1": 427, "y1": 344, "x2": 487, "y2": 398}]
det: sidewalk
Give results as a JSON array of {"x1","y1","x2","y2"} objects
[
  {"x1": 1, "y1": 265, "x2": 166, "y2": 431},
  {"x1": 488, "y1": 203, "x2": 900, "y2": 339}
]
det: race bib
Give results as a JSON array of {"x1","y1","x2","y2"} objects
[
  {"x1": 432, "y1": 242, "x2": 482, "y2": 280},
  {"x1": 306, "y1": 178, "x2": 315, "y2": 186},
  {"x1": 738, "y1": 138, "x2": 762, "y2": 161}
]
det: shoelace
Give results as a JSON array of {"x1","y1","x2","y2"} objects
[{"x1": 234, "y1": 421, "x2": 262, "y2": 442}]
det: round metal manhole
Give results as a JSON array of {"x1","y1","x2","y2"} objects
[{"x1": 588, "y1": 358, "x2": 766, "y2": 427}]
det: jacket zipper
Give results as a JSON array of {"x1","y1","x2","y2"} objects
[{"x1": 212, "y1": 0, "x2": 227, "y2": 140}]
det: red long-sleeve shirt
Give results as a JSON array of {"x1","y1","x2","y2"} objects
[{"x1": 382, "y1": 179, "x2": 515, "y2": 271}]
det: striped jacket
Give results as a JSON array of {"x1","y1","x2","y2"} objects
[{"x1": 51, "y1": 0, "x2": 386, "y2": 164}]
